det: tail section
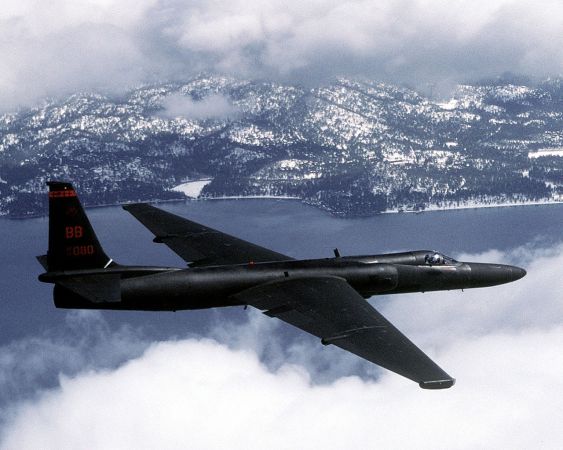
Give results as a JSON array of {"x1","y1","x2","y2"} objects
[
  {"x1": 38, "y1": 181, "x2": 176, "y2": 309},
  {"x1": 43, "y1": 181, "x2": 113, "y2": 271}
]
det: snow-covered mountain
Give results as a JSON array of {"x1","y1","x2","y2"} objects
[{"x1": 1, "y1": 75, "x2": 562, "y2": 217}]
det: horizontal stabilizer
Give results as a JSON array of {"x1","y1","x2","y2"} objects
[
  {"x1": 36, "y1": 255, "x2": 48, "y2": 270},
  {"x1": 57, "y1": 274, "x2": 121, "y2": 303}
]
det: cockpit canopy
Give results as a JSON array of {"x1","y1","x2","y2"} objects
[{"x1": 424, "y1": 252, "x2": 458, "y2": 266}]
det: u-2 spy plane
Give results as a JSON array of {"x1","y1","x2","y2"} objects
[{"x1": 38, "y1": 181, "x2": 526, "y2": 389}]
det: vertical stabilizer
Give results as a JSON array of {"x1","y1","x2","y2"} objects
[{"x1": 46, "y1": 181, "x2": 112, "y2": 271}]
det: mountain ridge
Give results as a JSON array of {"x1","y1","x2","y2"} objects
[{"x1": 1, "y1": 75, "x2": 562, "y2": 217}]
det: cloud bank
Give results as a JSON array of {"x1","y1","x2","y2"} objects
[
  {"x1": 0, "y1": 311, "x2": 149, "y2": 414},
  {"x1": 158, "y1": 93, "x2": 240, "y2": 120},
  {"x1": 1, "y1": 243, "x2": 563, "y2": 449},
  {"x1": 2, "y1": 0, "x2": 563, "y2": 109}
]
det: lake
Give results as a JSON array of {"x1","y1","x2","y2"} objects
[{"x1": 1, "y1": 199, "x2": 563, "y2": 344}]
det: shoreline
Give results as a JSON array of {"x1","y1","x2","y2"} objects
[
  {"x1": 200, "y1": 195, "x2": 301, "y2": 201},
  {"x1": 198, "y1": 195, "x2": 563, "y2": 215},
  {"x1": 381, "y1": 198, "x2": 563, "y2": 215},
  {"x1": 4, "y1": 195, "x2": 563, "y2": 220}
]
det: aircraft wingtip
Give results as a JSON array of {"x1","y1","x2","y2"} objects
[{"x1": 419, "y1": 378, "x2": 456, "y2": 389}]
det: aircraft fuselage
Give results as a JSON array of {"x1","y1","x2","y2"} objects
[{"x1": 45, "y1": 250, "x2": 525, "y2": 311}]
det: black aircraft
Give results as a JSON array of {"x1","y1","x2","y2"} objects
[{"x1": 38, "y1": 181, "x2": 526, "y2": 389}]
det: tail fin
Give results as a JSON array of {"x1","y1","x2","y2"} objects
[{"x1": 42, "y1": 181, "x2": 113, "y2": 271}]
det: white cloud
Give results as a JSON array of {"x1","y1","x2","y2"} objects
[
  {"x1": 2, "y1": 0, "x2": 563, "y2": 109},
  {"x1": 2, "y1": 329, "x2": 563, "y2": 449},
  {"x1": 0, "y1": 0, "x2": 157, "y2": 109},
  {"x1": 158, "y1": 93, "x2": 239, "y2": 120},
  {"x1": 1, "y1": 242, "x2": 563, "y2": 449},
  {"x1": 0, "y1": 310, "x2": 149, "y2": 419}
]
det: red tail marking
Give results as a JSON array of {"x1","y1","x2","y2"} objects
[
  {"x1": 49, "y1": 190, "x2": 77, "y2": 198},
  {"x1": 65, "y1": 225, "x2": 84, "y2": 239}
]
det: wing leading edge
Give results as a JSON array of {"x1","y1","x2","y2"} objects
[
  {"x1": 123, "y1": 203, "x2": 292, "y2": 267},
  {"x1": 234, "y1": 276, "x2": 455, "y2": 389}
]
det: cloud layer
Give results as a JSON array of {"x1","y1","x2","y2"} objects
[
  {"x1": 0, "y1": 311, "x2": 149, "y2": 414},
  {"x1": 1, "y1": 243, "x2": 563, "y2": 449},
  {"x1": 2, "y1": 331, "x2": 563, "y2": 449},
  {"x1": 2, "y1": 0, "x2": 563, "y2": 109}
]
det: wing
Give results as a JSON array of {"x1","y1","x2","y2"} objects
[
  {"x1": 234, "y1": 276, "x2": 454, "y2": 389},
  {"x1": 123, "y1": 203, "x2": 292, "y2": 267}
]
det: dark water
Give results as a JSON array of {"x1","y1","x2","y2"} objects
[{"x1": 1, "y1": 199, "x2": 563, "y2": 344}]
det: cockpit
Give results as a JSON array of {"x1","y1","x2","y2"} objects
[{"x1": 423, "y1": 252, "x2": 458, "y2": 266}]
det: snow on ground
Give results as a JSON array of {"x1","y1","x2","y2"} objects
[
  {"x1": 436, "y1": 99, "x2": 458, "y2": 110},
  {"x1": 171, "y1": 179, "x2": 212, "y2": 198},
  {"x1": 528, "y1": 148, "x2": 563, "y2": 158},
  {"x1": 383, "y1": 198, "x2": 563, "y2": 214},
  {"x1": 206, "y1": 195, "x2": 300, "y2": 200}
]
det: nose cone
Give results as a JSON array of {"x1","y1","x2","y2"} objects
[
  {"x1": 468, "y1": 263, "x2": 526, "y2": 287},
  {"x1": 509, "y1": 266, "x2": 527, "y2": 281}
]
